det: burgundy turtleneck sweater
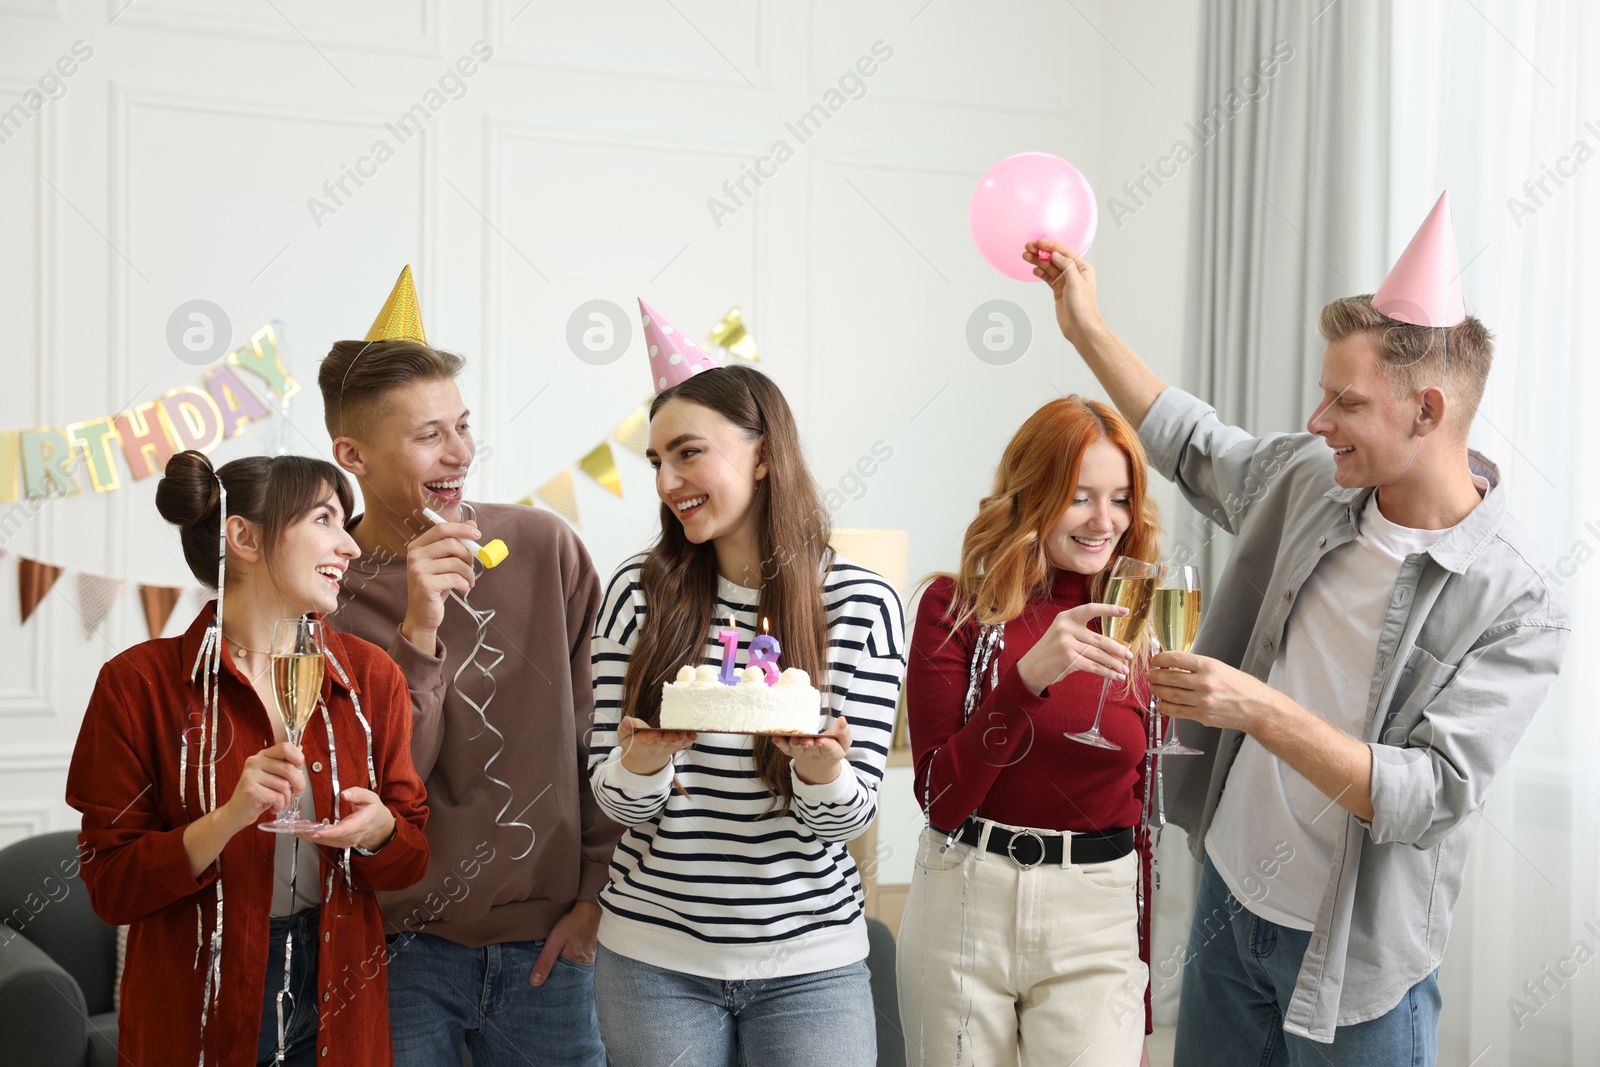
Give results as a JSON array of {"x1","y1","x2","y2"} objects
[{"x1": 907, "y1": 568, "x2": 1149, "y2": 835}]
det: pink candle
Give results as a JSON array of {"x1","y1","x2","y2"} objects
[
  {"x1": 717, "y1": 615, "x2": 740, "y2": 685},
  {"x1": 748, "y1": 616, "x2": 781, "y2": 686}
]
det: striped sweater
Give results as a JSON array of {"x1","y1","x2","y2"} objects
[{"x1": 588, "y1": 553, "x2": 906, "y2": 980}]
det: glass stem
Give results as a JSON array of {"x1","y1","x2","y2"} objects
[{"x1": 1087, "y1": 674, "x2": 1113, "y2": 735}]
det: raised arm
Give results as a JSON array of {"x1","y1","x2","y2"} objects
[{"x1": 1028, "y1": 240, "x2": 1167, "y2": 428}]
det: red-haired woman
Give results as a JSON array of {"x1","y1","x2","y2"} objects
[{"x1": 897, "y1": 396, "x2": 1158, "y2": 1067}]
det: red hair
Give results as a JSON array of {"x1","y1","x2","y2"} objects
[{"x1": 943, "y1": 395, "x2": 1160, "y2": 632}]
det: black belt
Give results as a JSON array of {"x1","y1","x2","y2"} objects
[{"x1": 943, "y1": 818, "x2": 1135, "y2": 870}]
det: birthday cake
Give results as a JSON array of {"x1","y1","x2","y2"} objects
[{"x1": 659, "y1": 665, "x2": 824, "y2": 734}]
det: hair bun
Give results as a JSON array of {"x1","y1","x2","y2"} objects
[{"x1": 155, "y1": 450, "x2": 221, "y2": 530}]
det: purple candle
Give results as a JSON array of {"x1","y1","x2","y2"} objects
[
  {"x1": 717, "y1": 616, "x2": 740, "y2": 685},
  {"x1": 748, "y1": 616, "x2": 781, "y2": 686}
]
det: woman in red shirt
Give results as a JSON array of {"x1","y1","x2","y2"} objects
[
  {"x1": 897, "y1": 396, "x2": 1159, "y2": 1067},
  {"x1": 66, "y1": 450, "x2": 428, "y2": 1066}
]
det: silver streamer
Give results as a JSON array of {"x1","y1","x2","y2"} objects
[
  {"x1": 915, "y1": 620, "x2": 1005, "y2": 1066},
  {"x1": 317, "y1": 700, "x2": 353, "y2": 895},
  {"x1": 273, "y1": 843, "x2": 299, "y2": 1065},
  {"x1": 185, "y1": 477, "x2": 229, "y2": 1067},
  {"x1": 323, "y1": 643, "x2": 376, "y2": 902},
  {"x1": 324, "y1": 644, "x2": 378, "y2": 792},
  {"x1": 446, "y1": 503, "x2": 535, "y2": 860}
]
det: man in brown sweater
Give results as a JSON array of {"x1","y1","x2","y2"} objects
[{"x1": 317, "y1": 270, "x2": 617, "y2": 1064}]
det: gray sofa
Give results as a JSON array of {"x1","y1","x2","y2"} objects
[{"x1": 0, "y1": 831, "x2": 118, "y2": 1067}]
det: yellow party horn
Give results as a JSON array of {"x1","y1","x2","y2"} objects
[{"x1": 422, "y1": 507, "x2": 508, "y2": 568}]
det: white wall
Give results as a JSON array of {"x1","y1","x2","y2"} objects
[{"x1": 0, "y1": 1, "x2": 1199, "y2": 845}]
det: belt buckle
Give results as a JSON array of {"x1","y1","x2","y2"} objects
[{"x1": 1005, "y1": 828, "x2": 1045, "y2": 870}]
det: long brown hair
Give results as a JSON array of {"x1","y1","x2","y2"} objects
[
  {"x1": 942, "y1": 396, "x2": 1159, "y2": 637},
  {"x1": 622, "y1": 365, "x2": 831, "y2": 809}
]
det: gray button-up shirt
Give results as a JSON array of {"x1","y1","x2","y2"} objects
[{"x1": 1140, "y1": 386, "x2": 1570, "y2": 1042}]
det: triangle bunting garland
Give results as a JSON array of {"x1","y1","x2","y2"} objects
[
  {"x1": 139, "y1": 584, "x2": 183, "y2": 641},
  {"x1": 77, "y1": 572, "x2": 126, "y2": 639},
  {"x1": 536, "y1": 469, "x2": 580, "y2": 526},
  {"x1": 18, "y1": 557, "x2": 62, "y2": 624}
]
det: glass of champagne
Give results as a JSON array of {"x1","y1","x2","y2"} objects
[
  {"x1": 1148, "y1": 564, "x2": 1205, "y2": 756},
  {"x1": 1065, "y1": 556, "x2": 1157, "y2": 751},
  {"x1": 259, "y1": 617, "x2": 326, "y2": 833}
]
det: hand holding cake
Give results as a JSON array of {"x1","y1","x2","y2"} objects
[
  {"x1": 771, "y1": 713, "x2": 853, "y2": 785},
  {"x1": 616, "y1": 715, "x2": 696, "y2": 776}
]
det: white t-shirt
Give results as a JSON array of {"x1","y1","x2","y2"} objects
[{"x1": 1206, "y1": 492, "x2": 1453, "y2": 930}]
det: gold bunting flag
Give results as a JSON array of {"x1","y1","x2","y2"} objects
[
  {"x1": 77, "y1": 572, "x2": 125, "y2": 639},
  {"x1": 709, "y1": 306, "x2": 759, "y2": 362},
  {"x1": 579, "y1": 441, "x2": 623, "y2": 497},
  {"x1": 515, "y1": 495, "x2": 534, "y2": 507},
  {"x1": 536, "y1": 469, "x2": 580, "y2": 527},
  {"x1": 18, "y1": 557, "x2": 62, "y2": 624},
  {"x1": 612, "y1": 406, "x2": 650, "y2": 458},
  {"x1": 139, "y1": 584, "x2": 183, "y2": 640}
]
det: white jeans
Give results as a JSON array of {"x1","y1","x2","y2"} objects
[{"x1": 896, "y1": 823, "x2": 1146, "y2": 1067}]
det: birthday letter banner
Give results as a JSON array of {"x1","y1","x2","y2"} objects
[{"x1": 1, "y1": 324, "x2": 296, "y2": 501}]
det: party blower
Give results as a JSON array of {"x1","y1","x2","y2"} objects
[{"x1": 422, "y1": 507, "x2": 508, "y2": 568}]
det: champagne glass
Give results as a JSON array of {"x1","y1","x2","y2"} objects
[
  {"x1": 1065, "y1": 556, "x2": 1157, "y2": 750},
  {"x1": 1148, "y1": 564, "x2": 1205, "y2": 756},
  {"x1": 259, "y1": 617, "x2": 326, "y2": 833}
]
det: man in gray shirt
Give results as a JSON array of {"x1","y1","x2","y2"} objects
[{"x1": 1027, "y1": 220, "x2": 1568, "y2": 1065}]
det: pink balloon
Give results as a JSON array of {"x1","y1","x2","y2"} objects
[{"x1": 969, "y1": 152, "x2": 1098, "y2": 281}]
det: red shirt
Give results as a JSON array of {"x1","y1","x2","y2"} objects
[
  {"x1": 908, "y1": 571, "x2": 1150, "y2": 833},
  {"x1": 66, "y1": 603, "x2": 429, "y2": 1066}
]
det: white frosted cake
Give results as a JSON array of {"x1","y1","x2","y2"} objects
[{"x1": 659, "y1": 664, "x2": 824, "y2": 734}]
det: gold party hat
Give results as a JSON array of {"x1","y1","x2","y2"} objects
[{"x1": 365, "y1": 265, "x2": 428, "y2": 343}]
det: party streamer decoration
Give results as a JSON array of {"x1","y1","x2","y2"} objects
[{"x1": 443, "y1": 501, "x2": 536, "y2": 860}]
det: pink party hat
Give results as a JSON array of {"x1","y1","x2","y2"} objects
[
  {"x1": 1373, "y1": 191, "x2": 1466, "y2": 328},
  {"x1": 640, "y1": 298, "x2": 721, "y2": 393}
]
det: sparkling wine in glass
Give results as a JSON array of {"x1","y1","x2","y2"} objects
[
  {"x1": 1065, "y1": 557, "x2": 1157, "y2": 751},
  {"x1": 1148, "y1": 564, "x2": 1205, "y2": 756},
  {"x1": 260, "y1": 617, "x2": 325, "y2": 833}
]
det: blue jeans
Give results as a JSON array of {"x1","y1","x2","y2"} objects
[
  {"x1": 593, "y1": 944, "x2": 876, "y2": 1067},
  {"x1": 1175, "y1": 856, "x2": 1441, "y2": 1066},
  {"x1": 257, "y1": 908, "x2": 320, "y2": 1066},
  {"x1": 386, "y1": 931, "x2": 604, "y2": 1066}
]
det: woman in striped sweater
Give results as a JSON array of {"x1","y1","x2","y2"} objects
[{"x1": 587, "y1": 363, "x2": 905, "y2": 1067}]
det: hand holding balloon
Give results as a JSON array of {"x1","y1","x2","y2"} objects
[{"x1": 1026, "y1": 239, "x2": 1106, "y2": 349}]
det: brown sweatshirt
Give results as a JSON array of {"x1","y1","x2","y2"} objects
[{"x1": 329, "y1": 501, "x2": 619, "y2": 947}]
